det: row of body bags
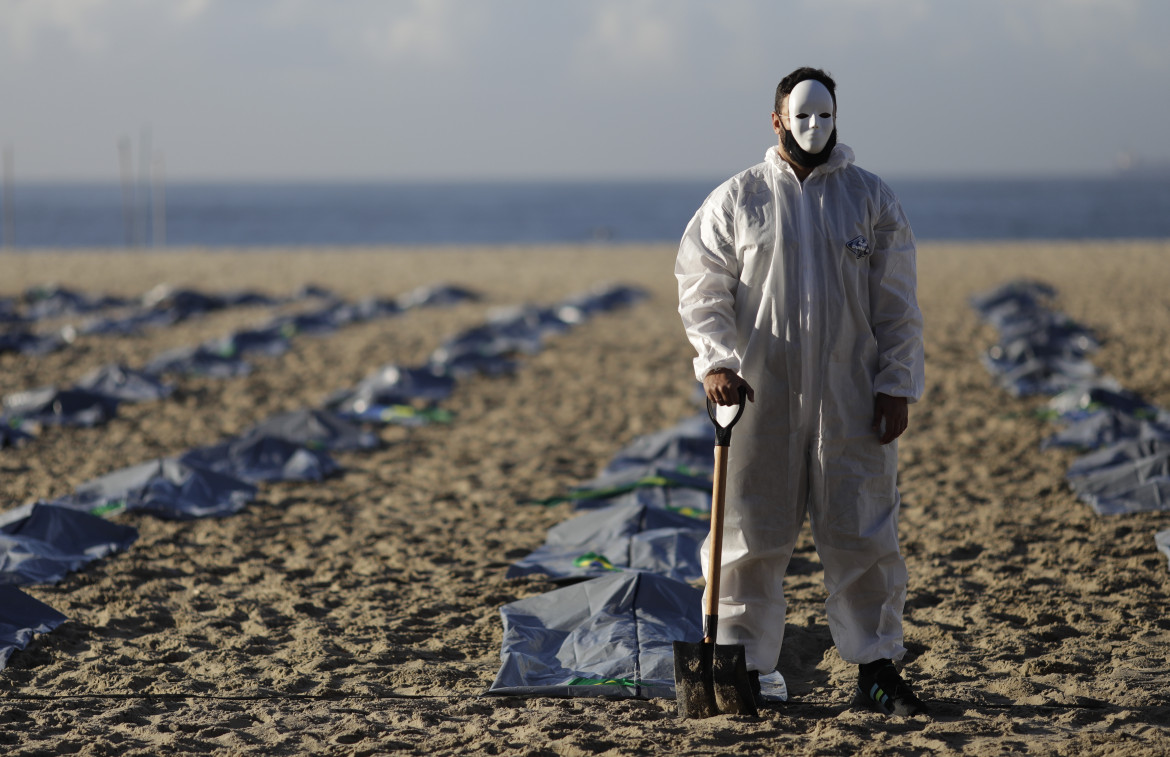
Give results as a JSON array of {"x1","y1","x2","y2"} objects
[
  {"x1": 0, "y1": 282, "x2": 361, "y2": 355},
  {"x1": 972, "y1": 280, "x2": 1170, "y2": 568},
  {"x1": 0, "y1": 282, "x2": 648, "y2": 670},
  {"x1": 489, "y1": 404, "x2": 789, "y2": 703},
  {"x1": 0, "y1": 283, "x2": 481, "y2": 443},
  {"x1": 1, "y1": 281, "x2": 481, "y2": 351}
]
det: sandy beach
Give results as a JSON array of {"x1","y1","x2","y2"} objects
[{"x1": 2, "y1": 241, "x2": 1169, "y2": 756}]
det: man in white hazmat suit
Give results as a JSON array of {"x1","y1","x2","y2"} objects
[{"x1": 675, "y1": 67, "x2": 927, "y2": 716}]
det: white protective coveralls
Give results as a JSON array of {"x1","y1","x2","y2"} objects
[{"x1": 675, "y1": 143, "x2": 925, "y2": 673}]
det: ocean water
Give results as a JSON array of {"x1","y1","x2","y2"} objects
[{"x1": 1, "y1": 176, "x2": 1168, "y2": 249}]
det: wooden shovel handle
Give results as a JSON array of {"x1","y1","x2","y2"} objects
[
  {"x1": 703, "y1": 387, "x2": 745, "y2": 643},
  {"x1": 703, "y1": 444, "x2": 729, "y2": 642}
]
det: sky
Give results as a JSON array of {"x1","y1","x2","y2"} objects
[{"x1": 1, "y1": 0, "x2": 1168, "y2": 182}]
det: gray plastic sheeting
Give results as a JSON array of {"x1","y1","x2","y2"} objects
[
  {"x1": 179, "y1": 433, "x2": 339, "y2": 484},
  {"x1": 973, "y1": 280, "x2": 1101, "y2": 398},
  {"x1": 0, "y1": 585, "x2": 68, "y2": 669},
  {"x1": 1067, "y1": 438, "x2": 1170, "y2": 479},
  {"x1": 1066, "y1": 445, "x2": 1170, "y2": 516},
  {"x1": 75, "y1": 364, "x2": 173, "y2": 402},
  {"x1": 599, "y1": 413, "x2": 714, "y2": 477},
  {"x1": 0, "y1": 504, "x2": 138, "y2": 586},
  {"x1": 2, "y1": 387, "x2": 121, "y2": 427},
  {"x1": 396, "y1": 283, "x2": 480, "y2": 309},
  {"x1": 326, "y1": 365, "x2": 456, "y2": 415},
  {"x1": 1042, "y1": 410, "x2": 1170, "y2": 452},
  {"x1": 489, "y1": 571, "x2": 699, "y2": 698},
  {"x1": 143, "y1": 345, "x2": 253, "y2": 378},
  {"x1": 488, "y1": 571, "x2": 787, "y2": 701},
  {"x1": 202, "y1": 327, "x2": 292, "y2": 358},
  {"x1": 55, "y1": 458, "x2": 257, "y2": 520},
  {"x1": 243, "y1": 409, "x2": 379, "y2": 451},
  {"x1": 569, "y1": 469, "x2": 712, "y2": 513},
  {"x1": 1046, "y1": 382, "x2": 1160, "y2": 423},
  {"x1": 0, "y1": 330, "x2": 68, "y2": 356},
  {"x1": 506, "y1": 501, "x2": 706, "y2": 584}
]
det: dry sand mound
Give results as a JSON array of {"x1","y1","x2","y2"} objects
[{"x1": 2, "y1": 243, "x2": 1168, "y2": 755}]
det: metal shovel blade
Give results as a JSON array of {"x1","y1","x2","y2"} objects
[{"x1": 673, "y1": 639, "x2": 758, "y2": 719}]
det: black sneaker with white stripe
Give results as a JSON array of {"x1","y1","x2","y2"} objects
[{"x1": 855, "y1": 660, "x2": 928, "y2": 716}]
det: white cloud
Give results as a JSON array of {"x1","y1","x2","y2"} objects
[
  {"x1": 570, "y1": 0, "x2": 682, "y2": 77},
  {"x1": 2, "y1": 0, "x2": 115, "y2": 56},
  {"x1": 250, "y1": 0, "x2": 488, "y2": 69},
  {"x1": 1, "y1": 0, "x2": 220, "y2": 58}
]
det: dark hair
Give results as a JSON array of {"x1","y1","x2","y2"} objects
[{"x1": 774, "y1": 67, "x2": 836, "y2": 114}]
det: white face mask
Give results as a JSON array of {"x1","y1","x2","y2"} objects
[{"x1": 785, "y1": 79, "x2": 835, "y2": 154}]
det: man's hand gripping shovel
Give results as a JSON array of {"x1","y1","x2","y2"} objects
[{"x1": 672, "y1": 387, "x2": 758, "y2": 719}]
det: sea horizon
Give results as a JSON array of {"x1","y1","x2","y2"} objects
[{"x1": 2, "y1": 174, "x2": 1169, "y2": 249}]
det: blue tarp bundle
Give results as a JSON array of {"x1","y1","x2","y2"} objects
[
  {"x1": 1045, "y1": 382, "x2": 1162, "y2": 424},
  {"x1": 974, "y1": 280, "x2": 1101, "y2": 397},
  {"x1": 0, "y1": 585, "x2": 68, "y2": 668},
  {"x1": 2, "y1": 387, "x2": 121, "y2": 428},
  {"x1": 21, "y1": 285, "x2": 128, "y2": 320},
  {"x1": 14, "y1": 283, "x2": 282, "y2": 339},
  {"x1": 599, "y1": 413, "x2": 714, "y2": 477},
  {"x1": 143, "y1": 345, "x2": 254, "y2": 378},
  {"x1": 326, "y1": 365, "x2": 457, "y2": 419},
  {"x1": 0, "y1": 329, "x2": 69, "y2": 356},
  {"x1": 140, "y1": 285, "x2": 274, "y2": 317},
  {"x1": 51, "y1": 458, "x2": 258, "y2": 520},
  {"x1": 490, "y1": 571, "x2": 702, "y2": 698},
  {"x1": 568, "y1": 466, "x2": 713, "y2": 510},
  {"x1": 75, "y1": 364, "x2": 173, "y2": 402},
  {"x1": 428, "y1": 286, "x2": 648, "y2": 379},
  {"x1": 5, "y1": 282, "x2": 296, "y2": 355},
  {"x1": 430, "y1": 305, "x2": 570, "y2": 370},
  {"x1": 428, "y1": 307, "x2": 566, "y2": 378},
  {"x1": 80, "y1": 309, "x2": 179, "y2": 336},
  {"x1": 970, "y1": 279, "x2": 1057, "y2": 329},
  {"x1": 180, "y1": 433, "x2": 340, "y2": 484},
  {"x1": 266, "y1": 303, "x2": 349, "y2": 337},
  {"x1": 1042, "y1": 409, "x2": 1170, "y2": 452},
  {"x1": 243, "y1": 409, "x2": 380, "y2": 452},
  {"x1": 1, "y1": 366, "x2": 170, "y2": 433},
  {"x1": 1064, "y1": 438, "x2": 1170, "y2": 516},
  {"x1": 489, "y1": 570, "x2": 787, "y2": 701},
  {"x1": 1067, "y1": 438, "x2": 1170, "y2": 479},
  {"x1": 558, "y1": 284, "x2": 649, "y2": 321},
  {"x1": 328, "y1": 296, "x2": 403, "y2": 325},
  {"x1": 202, "y1": 326, "x2": 293, "y2": 358},
  {"x1": 396, "y1": 283, "x2": 479, "y2": 309},
  {"x1": 1040, "y1": 381, "x2": 1170, "y2": 452},
  {"x1": 506, "y1": 501, "x2": 707, "y2": 584},
  {"x1": 0, "y1": 504, "x2": 138, "y2": 586}
]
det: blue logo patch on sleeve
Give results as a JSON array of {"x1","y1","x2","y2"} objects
[{"x1": 846, "y1": 235, "x2": 871, "y2": 259}]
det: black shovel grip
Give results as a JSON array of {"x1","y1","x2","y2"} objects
[{"x1": 706, "y1": 386, "x2": 747, "y2": 447}]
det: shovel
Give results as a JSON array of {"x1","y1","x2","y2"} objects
[{"x1": 673, "y1": 387, "x2": 758, "y2": 719}]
